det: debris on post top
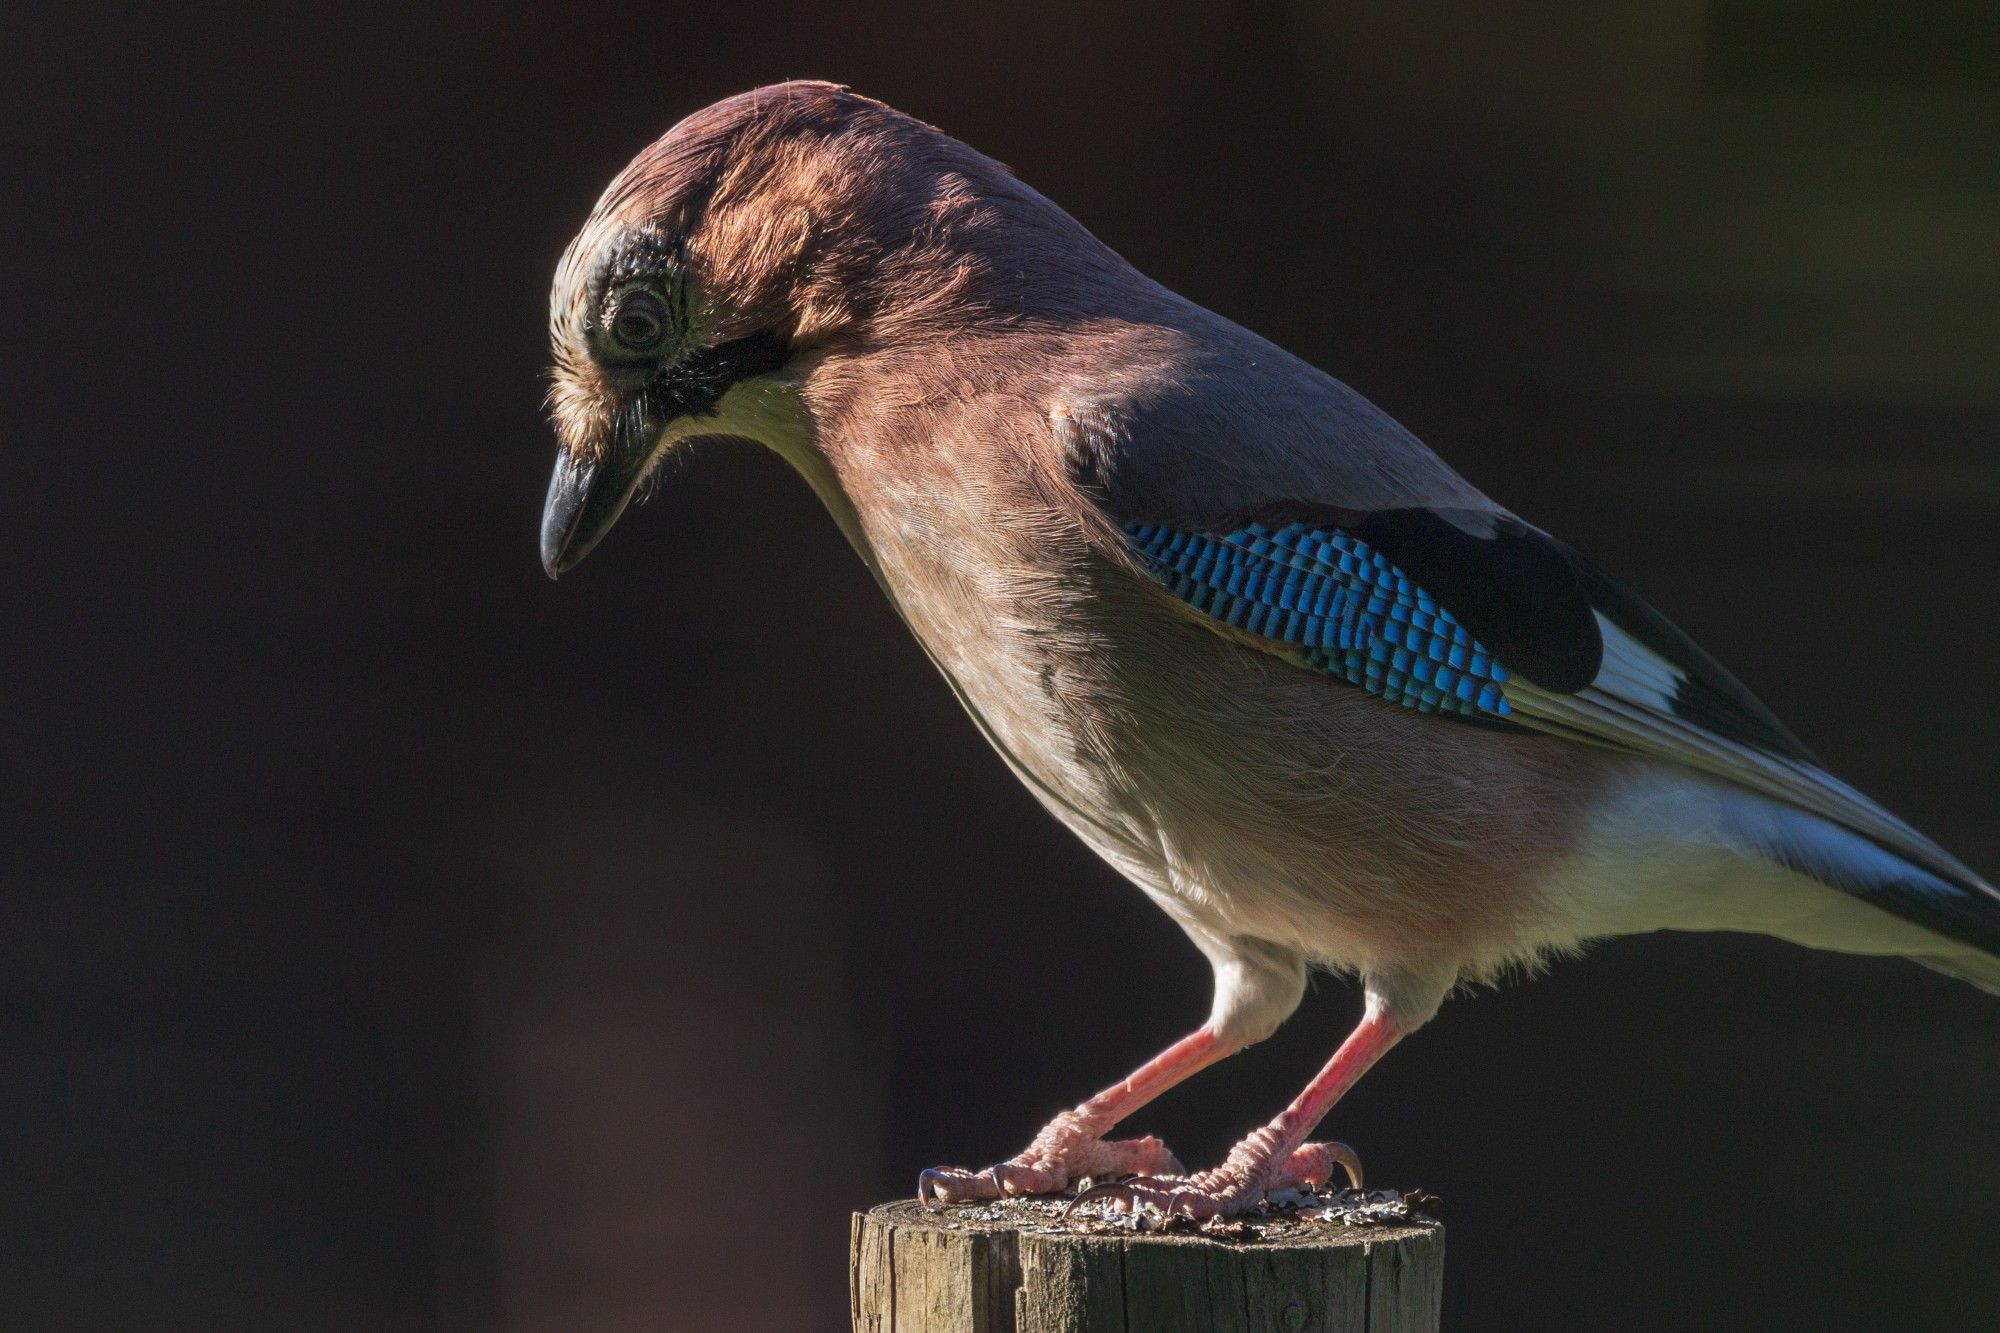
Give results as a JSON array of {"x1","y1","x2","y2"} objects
[{"x1": 851, "y1": 1191, "x2": 1444, "y2": 1333}]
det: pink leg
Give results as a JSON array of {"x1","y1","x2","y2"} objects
[
  {"x1": 919, "y1": 1025, "x2": 1239, "y2": 1204},
  {"x1": 1083, "y1": 996, "x2": 1414, "y2": 1220}
]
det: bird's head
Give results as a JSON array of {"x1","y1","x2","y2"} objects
[{"x1": 542, "y1": 80, "x2": 1057, "y2": 576}]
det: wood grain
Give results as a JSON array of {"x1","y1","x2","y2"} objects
[{"x1": 851, "y1": 1200, "x2": 1442, "y2": 1332}]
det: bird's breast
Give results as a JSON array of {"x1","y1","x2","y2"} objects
[
  {"x1": 855, "y1": 475, "x2": 1153, "y2": 863},
  {"x1": 813, "y1": 419, "x2": 1606, "y2": 975}
]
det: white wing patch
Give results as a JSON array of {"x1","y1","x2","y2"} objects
[
  {"x1": 1503, "y1": 617, "x2": 1984, "y2": 892},
  {"x1": 1586, "y1": 613, "x2": 1681, "y2": 712}
]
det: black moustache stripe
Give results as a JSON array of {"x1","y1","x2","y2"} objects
[{"x1": 644, "y1": 330, "x2": 795, "y2": 421}]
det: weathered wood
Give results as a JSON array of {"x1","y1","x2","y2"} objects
[{"x1": 851, "y1": 1198, "x2": 1443, "y2": 1333}]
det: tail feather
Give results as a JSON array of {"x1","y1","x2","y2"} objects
[
  {"x1": 1917, "y1": 951, "x2": 2000, "y2": 997},
  {"x1": 1726, "y1": 796, "x2": 2000, "y2": 985}
]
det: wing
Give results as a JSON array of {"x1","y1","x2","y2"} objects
[
  {"x1": 1059, "y1": 366, "x2": 1990, "y2": 911},
  {"x1": 1120, "y1": 518, "x2": 1522, "y2": 723}
]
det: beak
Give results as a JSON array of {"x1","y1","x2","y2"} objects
[
  {"x1": 539, "y1": 429, "x2": 655, "y2": 579},
  {"x1": 541, "y1": 331, "x2": 795, "y2": 576}
]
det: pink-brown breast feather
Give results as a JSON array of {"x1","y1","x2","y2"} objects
[{"x1": 801, "y1": 336, "x2": 1625, "y2": 973}]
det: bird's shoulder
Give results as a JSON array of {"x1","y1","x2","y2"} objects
[
  {"x1": 1038, "y1": 319, "x2": 1814, "y2": 761},
  {"x1": 1045, "y1": 315, "x2": 1492, "y2": 525}
]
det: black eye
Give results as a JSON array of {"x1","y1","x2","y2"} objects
[{"x1": 607, "y1": 290, "x2": 668, "y2": 354}]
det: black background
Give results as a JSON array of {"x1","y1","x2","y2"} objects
[{"x1": 8, "y1": 3, "x2": 1999, "y2": 1329}]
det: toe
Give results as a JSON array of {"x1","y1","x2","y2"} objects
[
  {"x1": 1069, "y1": 1170, "x2": 1265, "y2": 1220},
  {"x1": 1272, "y1": 1141, "x2": 1364, "y2": 1192},
  {"x1": 1080, "y1": 1134, "x2": 1183, "y2": 1180},
  {"x1": 920, "y1": 1129, "x2": 1188, "y2": 1207},
  {"x1": 989, "y1": 1160, "x2": 1062, "y2": 1196},
  {"x1": 917, "y1": 1166, "x2": 1001, "y2": 1206},
  {"x1": 1067, "y1": 1176, "x2": 1164, "y2": 1216},
  {"x1": 920, "y1": 1158, "x2": 1072, "y2": 1205}
]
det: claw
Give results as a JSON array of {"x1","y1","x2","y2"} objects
[
  {"x1": 1072, "y1": 1176, "x2": 1224, "y2": 1216},
  {"x1": 918, "y1": 1131, "x2": 1184, "y2": 1209},
  {"x1": 1065, "y1": 1177, "x2": 1145, "y2": 1215},
  {"x1": 918, "y1": 1165, "x2": 1001, "y2": 1208},
  {"x1": 1066, "y1": 1137, "x2": 1369, "y2": 1220},
  {"x1": 1327, "y1": 1142, "x2": 1363, "y2": 1191},
  {"x1": 1066, "y1": 1174, "x2": 1212, "y2": 1220},
  {"x1": 1279, "y1": 1140, "x2": 1364, "y2": 1192}
]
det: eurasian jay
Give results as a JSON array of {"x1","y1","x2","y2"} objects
[{"x1": 541, "y1": 82, "x2": 1999, "y2": 1220}]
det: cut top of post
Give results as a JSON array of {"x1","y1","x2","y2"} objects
[{"x1": 852, "y1": 1196, "x2": 1444, "y2": 1333}]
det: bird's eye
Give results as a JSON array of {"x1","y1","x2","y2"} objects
[{"x1": 606, "y1": 290, "x2": 668, "y2": 355}]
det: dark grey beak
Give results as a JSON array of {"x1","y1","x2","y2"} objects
[{"x1": 540, "y1": 447, "x2": 641, "y2": 578}]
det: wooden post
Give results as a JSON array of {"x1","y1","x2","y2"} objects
[{"x1": 851, "y1": 1196, "x2": 1443, "y2": 1333}]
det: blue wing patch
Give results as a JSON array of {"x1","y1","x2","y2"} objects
[{"x1": 1124, "y1": 521, "x2": 1513, "y2": 720}]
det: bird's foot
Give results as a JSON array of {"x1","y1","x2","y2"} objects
[
  {"x1": 918, "y1": 1110, "x2": 1184, "y2": 1206},
  {"x1": 1071, "y1": 1137, "x2": 1363, "y2": 1221}
]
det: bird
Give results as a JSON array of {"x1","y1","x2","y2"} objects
[{"x1": 541, "y1": 81, "x2": 2000, "y2": 1220}]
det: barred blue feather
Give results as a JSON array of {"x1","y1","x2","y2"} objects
[{"x1": 1124, "y1": 521, "x2": 1513, "y2": 719}]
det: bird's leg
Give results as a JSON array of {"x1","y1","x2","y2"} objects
[
  {"x1": 918, "y1": 1025, "x2": 1238, "y2": 1204},
  {"x1": 1079, "y1": 985, "x2": 1425, "y2": 1221}
]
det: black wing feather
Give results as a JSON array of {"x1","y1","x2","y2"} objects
[{"x1": 1108, "y1": 489, "x2": 1816, "y2": 764}]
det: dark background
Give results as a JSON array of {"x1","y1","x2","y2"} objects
[{"x1": 8, "y1": 2, "x2": 1998, "y2": 1329}]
